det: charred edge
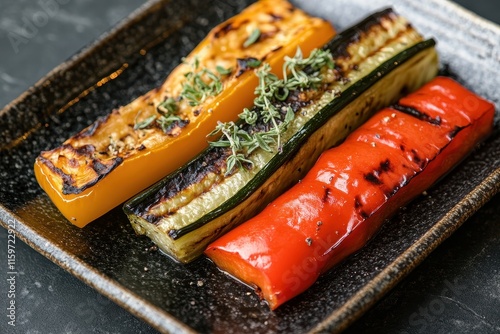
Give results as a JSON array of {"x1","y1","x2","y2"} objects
[
  {"x1": 354, "y1": 195, "x2": 363, "y2": 209},
  {"x1": 236, "y1": 57, "x2": 261, "y2": 78},
  {"x1": 73, "y1": 115, "x2": 110, "y2": 139},
  {"x1": 62, "y1": 157, "x2": 123, "y2": 194},
  {"x1": 92, "y1": 160, "x2": 111, "y2": 174},
  {"x1": 364, "y1": 172, "x2": 382, "y2": 185},
  {"x1": 271, "y1": 45, "x2": 283, "y2": 53},
  {"x1": 260, "y1": 30, "x2": 276, "y2": 41},
  {"x1": 322, "y1": 187, "x2": 331, "y2": 203},
  {"x1": 363, "y1": 159, "x2": 392, "y2": 186},
  {"x1": 336, "y1": 26, "x2": 414, "y2": 74},
  {"x1": 268, "y1": 12, "x2": 283, "y2": 21},
  {"x1": 360, "y1": 210, "x2": 370, "y2": 220},
  {"x1": 391, "y1": 104, "x2": 442, "y2": 125},
  {"x1": 162, "y1": 119, "x2": 190, "y2": 136},
  {"x1": 410, "y1": 149, "x2": 428, "y2": 169},
  {"x1": 324, "y1": 8, "x2": 396, "y2": 59},
  {"x1": 129, "y1": 146, "x2": 229, "y2": 218},
  {"x1": 40, "y1": 144, "x2": 124, "y2": 194},
  {"x1": 73, "y1": 144, "x2": 96, "y2": 157},
  {"x1": 167, "y1": 223, "x2": 225, "y2": 242},
  {"x1": 212, "y1": 19, "x2": 249, "y2": 39},
  {"x1": 411, "y1": 149, "x2": 421, "y2": 164},
  {"x1": 448, "y1": 125, "x2": 464, "y2": 139},
  {"x1": 384, "y1": 184, "x2": 400, "y2": 199},
  {"x1": 37, "y1": 156, "x2": 74, "y2": 192},
  {"x1": 379, "y1": 158, "x2": 392, "y2": 172},
  {"x1": 213, "y1": 22, "x2": 233, "y2": 38}
]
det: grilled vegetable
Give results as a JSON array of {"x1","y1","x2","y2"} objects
[
  {"x1": 34, "y1": 0, "x2": 335, "y2": 227},
  {"x1": 205, "y1": 77, "x2": 495, "y2": 309},
  {"x1": 125, "y1": 9, "x2": 439, "y2": 263}
]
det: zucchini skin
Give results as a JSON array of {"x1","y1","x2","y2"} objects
[
  {"x1": 124, "y1": 8, "x2": 439, "y2": 263},
  {"x1": 205, "y1": 77, "x2": 495, "y2": 309}
]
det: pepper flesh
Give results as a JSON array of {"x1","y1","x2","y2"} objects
[
  {"x1": 33, "y1": 0, "x2": 335, "y2": 227},
  {"x1": 205, "y1": 77, "x2": 495, "y2": 309}
]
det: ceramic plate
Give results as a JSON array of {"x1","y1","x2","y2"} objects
[{"x1": 0, "y1": 0, "x2": 499, "y2": 333}]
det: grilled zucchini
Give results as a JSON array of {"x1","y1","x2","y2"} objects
[
  {"x1": 34, "y1": 0, "x2": 334, "y2": 227},
  {"x1": 124, "y1": 9, "x2": 439, "y2": 263}
]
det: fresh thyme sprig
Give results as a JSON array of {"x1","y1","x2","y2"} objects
[
  {"x1": 180, "y1": 57, "x2": 230, "y2": 106},
  {"x1": 133, "y1": 60, "x2": 232, "y2": 132},
  {"x1": 209, "y1": 47, "x2": 334, "y2": 175},
  {"x1": 283, "y1": 48, "x2": 334, "y2": 89}
]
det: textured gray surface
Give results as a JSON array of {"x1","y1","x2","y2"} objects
[{"x1": 0, "y1": 0, "x2": 499, "y2": 333}]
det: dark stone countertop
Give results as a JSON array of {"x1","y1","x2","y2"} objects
[{"x1": 0, "y1": 1, "x2": 498, "y2": 333}]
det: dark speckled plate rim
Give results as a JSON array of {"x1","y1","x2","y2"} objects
[{"x1": 0, "y1": 0, "x2": 499, "y2": 333}]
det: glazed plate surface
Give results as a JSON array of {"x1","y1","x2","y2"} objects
[{"x1": 0, "y1": 0, "x2": 499, "y2": 333}]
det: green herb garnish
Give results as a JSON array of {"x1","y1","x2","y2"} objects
[
  {"x1": 216, "y1": 65, "x2": 232, "y2": 76},
  {"x1": 209, "y1": 47, "x2": 334, "y2": 175},
  {"x1": 246, "y1": 59, "x2": 262, "y2": 68},
  {"x1": 157, "y1": 97, "x2": 178, "y2": 115},
  {"x1": 156, "y1": 97, "x2": 182, "y2": 133},
  {"x1": 157, "y1": 114, "x2": 182, "y2": 133},
  {"x1": 134, "y1": 57, "x2": 229, "y2": 132},
  {"x1": 134, "y1": 113, "x2": 157, "y2": 130},
  {"x1": 243, "y1": 28, "x2": 261, "y2": 48},
  {"x1": 180, "y1": 58, "x2": 224, "y2": 106}
]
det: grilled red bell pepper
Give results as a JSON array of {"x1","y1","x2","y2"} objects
[{"x1": 205, "y1": 77, "x2": 495, "y2": 310}]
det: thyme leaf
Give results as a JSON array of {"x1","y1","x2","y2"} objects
[
  {"x1": 134, "y1": 113, "x2": 157, "y2": 130},
  {"x1": 243, "y1": 28, "x2": 261, "y2": 48},
  {"x1": 157, "y1": 97, "x2": 178, "y2": 115},
  {"x1": 157, "y1": 115, "x2": 182, "y2": 133},
  {"x1": 216, "y1": 65, "x2": 232, "y2": 76},
  {"x1": 209, "y1": 47, "x2": 334, "y2": 174},
  {"x1": 246, "y1": 59, "x2": 262, "y2": 68}
]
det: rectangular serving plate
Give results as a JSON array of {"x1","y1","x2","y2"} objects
[{"x1": 0, "y1": 0, "x2": 499, "y2": 333}]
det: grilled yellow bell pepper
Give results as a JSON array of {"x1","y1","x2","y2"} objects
[{"x1": 34, "y1": 0, "x2": 335, "y2": 227}]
